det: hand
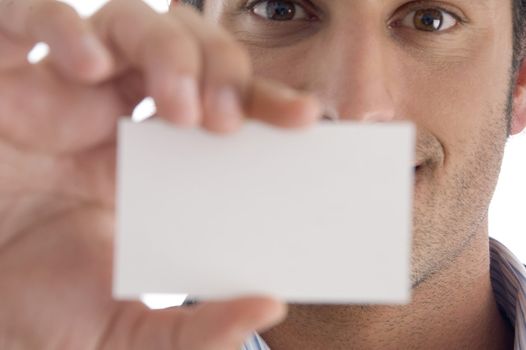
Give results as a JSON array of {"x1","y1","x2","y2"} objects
[{"x1": 0, "y1": 0, "x2": 320, "y2": 348}]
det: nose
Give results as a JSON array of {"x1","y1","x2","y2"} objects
[{"x1": 315, "y1": 26, "x2": 396, "y2": 123}]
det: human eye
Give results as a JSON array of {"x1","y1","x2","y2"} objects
[
  {"x1": 392, "y1": 6, "x2": 462, "y2": 33},
  {"x1": 246, "y1": 0, "x2": 315, "y2": 21}
]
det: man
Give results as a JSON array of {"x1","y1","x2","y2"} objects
[{"x1": 0, "y1": 0, "x2": 524, "y2": 348}]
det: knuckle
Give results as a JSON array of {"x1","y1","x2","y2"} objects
[
  {"x1": 31, "y1": 1, "x2": 79, "y2": 27},
  {"x1": 141, "y1": 22, "x2": 200, "y2": 71}
]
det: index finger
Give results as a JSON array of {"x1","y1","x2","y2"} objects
[{"x1": 0, "y1": 0, "x2": 112, "y2": 80}]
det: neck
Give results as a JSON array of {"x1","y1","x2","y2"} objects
[{"x1": 262, "y1": 233, "x2": 514, "y2": 350}]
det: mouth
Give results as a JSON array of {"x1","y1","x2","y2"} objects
[
  {"x1": 414, "y1": 161, "x2": 426, "y2": 173},
  {"x1": 414, "y1": 154, "x2": 429, "y2": 169},
  {"x1": 413, "y1": 160, "x2": 429, "y2": 187}
]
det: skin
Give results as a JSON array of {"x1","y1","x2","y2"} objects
[
  {"x1": 205, "y1": 0, "x2": 526, "y2": 348},
  {"x1": 0, "y1": 0, "x2": 318, "y2": 349},
  {"x1": 0, "y1": 0, "x2": 525, "y2": 349},
  {"x1": 211, "y1": 0, "x2": 526, "y2": 348}
]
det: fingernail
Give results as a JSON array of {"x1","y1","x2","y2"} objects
[
  {"x1": 79, "y1": 35, "x2": 112, "y2": 77},
  {"x1": 214, "y1": 87, "x2": 244, "y2": 128},
  {"x1": 173, "y1": 76, "x2": 200, "y2": 126}
]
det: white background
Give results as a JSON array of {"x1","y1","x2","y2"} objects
[{"x1": 56, "y1": 0, "x2": 526, "y2": 308}]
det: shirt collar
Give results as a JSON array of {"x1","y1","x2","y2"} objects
[{"x1": 489, "y1": 238, "x2": 526, "y2": 349}]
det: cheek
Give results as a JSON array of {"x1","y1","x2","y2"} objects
[
  {"x1": 395, "y1": 44, "x2": 511, "y2": 161},
  {"x1": 240, "y1": 21, "x2": 513, "y2": 156}
]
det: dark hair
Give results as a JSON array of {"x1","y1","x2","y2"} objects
[
  {"x1": 182, "y1": 0, "x2": 526, "y2": 73},
  {"x1": 180, "y1": 0, "x2": 204, "y2": 11},
  {"x1": 513, "y1": 0, "x2": 526, "y2": 73}
]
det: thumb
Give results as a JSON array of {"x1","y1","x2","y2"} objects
[{"x1": 99, "y1": 297, "x2": 287, "y2": 350}]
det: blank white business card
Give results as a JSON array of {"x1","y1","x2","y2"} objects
[{"x1": 114, "y1": 119, "x2": 414, "y2": 304}]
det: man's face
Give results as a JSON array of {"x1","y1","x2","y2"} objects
[{"x1": 198, "y1": 0, "x2": 514, "y2": 286}]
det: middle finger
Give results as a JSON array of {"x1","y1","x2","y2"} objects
[{"x1": 92, "y1": 0, "x2": 202, "y2": 126}]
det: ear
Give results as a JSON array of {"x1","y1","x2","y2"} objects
[{"x1": 511, "y1": 61, "x2": 526, "y2": 135}]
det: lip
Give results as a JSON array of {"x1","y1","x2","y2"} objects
[
  {"x1": 414, "y1": 159, "x2": 427, "y2": 169},
  {"x1": 414, "y1": 161, "x2": 428, "y2": 174}
]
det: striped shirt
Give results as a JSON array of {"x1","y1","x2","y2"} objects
[{"x1": 243, "y1": 238, "x2": 526, "y2": 350}]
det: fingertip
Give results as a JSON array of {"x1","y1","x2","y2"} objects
[
  {"x1": 255, "y1": 296, "x2": 288, "y2": 330},
  {"x1": 286, "y1": 93, "x2": 323, "y2": 127},
  {"x1": 229, "y1": 296, "x2": 288, "y2": 332},
  {"x1": 60, "y1": 34, "x2": 114, "y2": 82},
  {"x1": 153, "y1": 75, "x2": 202, "y2": 128},
  {"x1": 248, "y1": 78, "x2": 322, "y2": 129},
  {"x1": 77, "y1": 35, "x2": 114, "y2": 81},
  {"x1": 202, "y1": 87, "x2": 245, "y2": 134},
  {"x1": 175, "y1": 295, "x2": 286, "y2": 349}
]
